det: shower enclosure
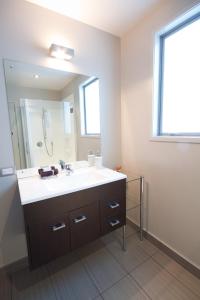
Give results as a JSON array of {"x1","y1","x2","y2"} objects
[{"x1": 9, "y1": 98, "x2": 76, "y2": 169}]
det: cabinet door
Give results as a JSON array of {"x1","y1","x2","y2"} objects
[
  {"x1": 27, "y1": 215, "x2": 70, "y2": 269},
  {"x1": 69, "y1": 202, "x2": 100, "y2": 250}
]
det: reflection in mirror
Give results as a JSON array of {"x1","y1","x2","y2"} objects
[{"x1": 4, "y1": 60, "x2": 101, "y2": 170}]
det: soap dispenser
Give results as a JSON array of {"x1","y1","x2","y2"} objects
[
  {"x1": 95, "y1": 151, "x2": 103, "y2": 168},
  {"x1": 88, "y1": 151, "x2": 95, "y2": 167}
]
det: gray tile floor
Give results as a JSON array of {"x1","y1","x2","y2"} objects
[{"x1": 1, "y1": 224, "x2": 200, "y2": 300}]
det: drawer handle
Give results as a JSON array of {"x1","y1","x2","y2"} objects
[
  {"x1": 73, "y1": 215, "x2": 87, "y2": 224},
  {"x1": 109, "y1": 202, "x2": 120, "y2": 209},
  {"x1": 109, "y1": 219, "x2": 120, "y2": 227},
  {"x1": 52, "y1": 222, "x2": 66, "y2": 231}
]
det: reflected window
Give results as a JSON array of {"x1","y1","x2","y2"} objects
[{"x1": 80, "y1": 78, "x2": 100, "y2": 135}]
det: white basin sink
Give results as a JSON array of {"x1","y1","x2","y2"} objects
[
  {"x1": 43, "y1": 169, "x2": 106, "y2": 191},
  {"x1": 18, "y1": 166, "x2": 127, "y2": 205}
]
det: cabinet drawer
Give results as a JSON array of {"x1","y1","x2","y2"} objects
[
  {"x1": 28, "y1": 215, "x2": 70, "y2": 269},
  {"x1": 100, "y1": 179, "x2": 126, "y2": 217},
  {"x1": 23, "y1": 187, "x2": 100, "y2": 225},
  {"x1": 101, "y1": 214, "x2": 126, "y2": 235},
  {"x1": 101, "y1": 200, "x2": 122, "y2": 217},
  {"x1": 69, "y1": 202, "x2": 100, "y2": 250}
]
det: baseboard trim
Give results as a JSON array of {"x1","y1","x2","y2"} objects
[
  {"x1": 127, "y1": 219, "x2": 200, "y2": 279},
  {"x1": 0, "y1": 257, "x2": 28, "y2": 274}
]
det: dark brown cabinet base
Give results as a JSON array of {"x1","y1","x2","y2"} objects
[
  {"x1": 27, "y1": 215, "x2": 70, "y2": 268},
  {"x1": 23, "y1": 179, "x2": 126, "y2": 269},
  {"x1": 69, "y1": 201, "x2": 100, "y2": 250}
]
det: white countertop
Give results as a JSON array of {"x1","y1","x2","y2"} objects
[{"x1": 17, "y1": 166, "x2": 127, "y2": 205}]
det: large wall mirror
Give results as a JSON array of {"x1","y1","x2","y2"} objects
[{"x1": 4, "y1": 59, "x2": 101, "y2": 170}]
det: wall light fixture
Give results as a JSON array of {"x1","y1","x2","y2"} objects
[{"x1": 49, "y1": 43, "x2": 74, "y2": 61}]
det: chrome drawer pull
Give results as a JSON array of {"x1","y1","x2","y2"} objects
[
  {"x1": 109, "y1": 202, "x2": 120, "y2": 209},
  {"x1": 52, "y1": 222, "x2": 66, "y2": 231},
  {"x1": 109, "y1": 219, "x2": 120, "y2": 227},
  {"x1": 74, "y1": 215, "x2": 87, "y2": 224}
]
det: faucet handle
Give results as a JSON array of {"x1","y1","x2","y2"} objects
[
  {"x1": 65, "y1": 164, "x2": 72, "y2": 170},
  {"x1": 65, "y1": 164, "x2": 73, "y2": 176},
  {"x1": 59, "y1": 160, "x2": 65, "y2": 170}
]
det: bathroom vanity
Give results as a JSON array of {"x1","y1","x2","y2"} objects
[
  {"x1": 5, "y1": 60, "x2": 127, "y2": 269},
  {"x1": 18, "y1": 166, "x2": 126, "y2": 269}
]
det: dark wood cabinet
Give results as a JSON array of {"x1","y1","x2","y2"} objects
[
  {"x1": 27, "y1": 215, "x2": 70, "y2": 268},
  {"x1": 69, "y1": 201, "x2": 100, "y2": 249},
  {"x1": 23, "y1": 179, "x2": 126, "y2": 269}
]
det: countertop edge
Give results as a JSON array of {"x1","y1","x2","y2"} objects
[{"x1": 19, "y1": 175, "x2": 127, "y2": 206}]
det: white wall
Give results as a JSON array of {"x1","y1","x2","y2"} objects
[
  {"x1": 6, "y1": 84, "x2": 61, "y2": 101},
  {"x1": 0, "y1": 0, "x2": 121, "y2": 267},
  {"x1": 121, "y1": 0, "x2": 200, "y2": 268}
]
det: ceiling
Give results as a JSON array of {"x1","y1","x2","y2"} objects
[
  {"x1": 26, "y1": 0, "x2": 159, "y2": 37},
  {"x1": 4, "y1": 60, "x2": 76, "y2": 90}
]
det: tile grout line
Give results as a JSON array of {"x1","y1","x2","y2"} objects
[
  {"x1": 124, "y1": 254, "x2": 155, "y2": 300},
  {"x1": 76, "y1": 241, "x2": 128, "y2": 295},
  {"x1": 105, "y1": 241, "x2": 152, "y2": 275},
  {"x1": 9, "y1": 271, "x2": 13, "y2": 300},
  {"x1": 45, "y1": 263, "x2": 62, "y2": 300},
  {"x1": 150, "y1": 255, "x2": 200, "y2": 299},
  {"x1": 11, "y1": 230, "x2": 196, "y2": 300},
  {"x1": 74, "y1": 231, "x2": 135, "y2": 296},
  {"x1": 78, "y1": 257, "x2": 102, "y2": 299},
  {"x1": 99, "y1": 273, "x2": 128, "y2": 296},
  {"x1": 100, "y1": 272, "x2": 152, "y2": 300},
  {"x1": 133, "y1": 235, "x2": 161, "y2": 258},
  {"x1": 46, "y1": 255, "x2": 101, "y2": 300},
  {"x1": 128, "y1": 270, "x2": 154, "y2": 300},
  {"x1": 129, "y1": 220, "x2": 200, "y2": 279},
  {"x1": 103, "y1": 232, "x2": 157, "y2": 274},
  {"x1": 8, "y1": 231, "x2": 157, "y2": 300},
  {"x1": 75, "y1": 246, "x2": 104, "y2": 297},
  {"x1": 101, "y1": 233, "x2": 156, "y2": 299},
  {"x1": 103, "y1": 242, "x2": 130, "y2": 275},
  {"x1": 130, "y1": 256, "x2": 200, "y2": 300}
]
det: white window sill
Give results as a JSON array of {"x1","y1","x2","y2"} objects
[
  {"x1": 80, "y1": 135, "x2": 101, "y2": 139},
  {"x1": 150, "y1": 136, "x2": 200, "y2": 144}
]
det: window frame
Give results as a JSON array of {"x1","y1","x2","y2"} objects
[
  {"x1": 80, "y1": 77, "x2": 100, "y2": 137},
  {"x1": 153, "y1": 5, "x2": 200, "y2": 139}
]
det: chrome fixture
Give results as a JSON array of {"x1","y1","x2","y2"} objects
[
  {"x1": 49, "y1": 43, "x2": 74, "y2": 61},
  {"x1": 65, "y1": 164, "x2": 73, "y2": 176}
]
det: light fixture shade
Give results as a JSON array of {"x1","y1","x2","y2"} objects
[{"x1": 49, "y1": 43, "x2": 74, "y2": 61}]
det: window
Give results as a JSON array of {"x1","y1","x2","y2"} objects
[
  {"x1": 80, "y1": 78, "x2": 100, "y2": 136},
  {"x1": 154, "y1": 6, "x2": 200, "y2": 137}
]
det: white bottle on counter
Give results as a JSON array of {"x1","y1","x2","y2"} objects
[
  {"x1": 88, "y1": 151, "x2": 95, "y2": 167},
  {"x1": 95, "y1": 151, "x2": 103, "y2": 169}
]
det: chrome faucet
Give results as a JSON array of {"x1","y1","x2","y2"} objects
[{"x1": 65, "y1": 164, "x2": 73, "y2": 176}]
